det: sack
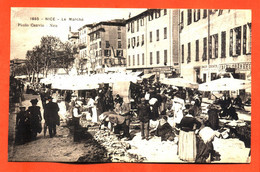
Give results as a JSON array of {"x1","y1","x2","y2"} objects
[{"x1": 37, "y1": 122, "x2": 42, "y2": 133}]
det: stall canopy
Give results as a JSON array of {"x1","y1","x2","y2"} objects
[
  {"x1": 14, "y1": 75, "x2": 27, "y2": 79},
  {"x1": 160, "y1": 78, "x2": 199, "y2": 89},
  {"x1": 198, "y1": 78, "x2": 251, "y2": 92},
  {"x1": 141, "y1": 73, "x2": 155, "y2": 79},
  {"x1": 40, "y1": 72, "x2": 142, "y2": 90}
]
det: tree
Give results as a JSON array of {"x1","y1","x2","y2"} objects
[
  {"x1": 40, "y1": 36, "x2": 63, "y2": 76},
  {"x1": 25, "y1": 46, "x2": 43, "y2": 83},
  {"x1": 59, "y1": 42, "x2": 75, "y2": 74},
  {"x1": 24, "y1": 35, "x2": 78, "y2": 83}
]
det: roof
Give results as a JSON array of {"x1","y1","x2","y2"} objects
[
  {"x1": 78, "y1": 24, "x2": 93, "y2": 31},
  {"x1": 126, "y1": 9, "x2": 160, "y2": 23}
]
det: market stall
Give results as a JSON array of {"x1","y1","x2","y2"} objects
[{"x1": 160, "y1": 77, "x2": 198, "y2": 89}]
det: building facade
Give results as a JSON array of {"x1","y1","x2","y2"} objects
[
  {"x1": 179, "y1": 9, "x2": 251, "y2": 83},
  {"x1": 87, "y1": 20, "x2": 127, "y2": 73},
  {"x1": 126, "y1": 9, "x2": 179, "y2": 79},
  {"x1": 78, "y1": 24, "x2": 91, "y2": 74}
]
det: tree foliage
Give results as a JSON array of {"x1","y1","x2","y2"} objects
[{"x1": 22, "y1": 35, "x2": 77, "y2": 83}]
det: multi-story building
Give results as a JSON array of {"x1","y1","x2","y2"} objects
[
  {"x1": 179, "y1": 9, "x2": 251, "y2": 83},
  {"x1": 78, "y1": 24, "x2": 92, "y2": 74},
  {"x1": 126, "y1": 9, "x2": 179, "y2": 79},
  {"x1": 87, "y1": 19, "x2": 127, "y2": 73}
]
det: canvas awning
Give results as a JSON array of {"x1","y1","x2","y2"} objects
[
  {"x1": 160, "y1": 78, "x2": 198, "y2": 89},
  {"x1": 199, "y1": 78, "x2": 251, "y2": 92}
]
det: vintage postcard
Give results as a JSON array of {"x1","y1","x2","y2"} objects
[{"x1": 8, "y1": 7, "x2": 252, "y2": 164}]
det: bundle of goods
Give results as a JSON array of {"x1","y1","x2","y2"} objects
[{"x1": 94, "y1": 130, "x2": 146, "y2": 162}]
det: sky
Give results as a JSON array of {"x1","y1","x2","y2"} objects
[{"x1": 10, "y1": 8, "x2": 147, "y2": 60}]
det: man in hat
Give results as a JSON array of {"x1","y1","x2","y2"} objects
[
  {"x1": 27, "y1": 99, "x2": 42, "y2": 140},
  {"x1": 137, "y1": 98, "x2": 151, "y2": 140},
  {"x1": 44, "y1": 96, "x2": 60, "y2": 138}
]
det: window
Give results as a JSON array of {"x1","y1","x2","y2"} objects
[
  {"x1": 137, "y1": 36, "x2": 140, "y2": 47},
  {"x1": 116, "y1": 50, "x2": 123, "y2": 56},
  {"x1": 230, "y1": 26, "x2": 242, "y2": 57},
  {"x1": 195, "y1": 40, "x2": 199, "y2": 61},
  {"x1": 194, "y1": 9, "x2": 200, "y2": 22},
  {"x1": 218, "y1": 10, "x2": 223, "y2": 16},
  {"x1": 99, "y1": 50, "x2": 102, "y2": 56},
  {"x1": 142, "y1": 53, "x2": 144, "y2": 65},
  {"x1": 137, "y1": 19, "x2": 139, "y2": 32},
  {"x1": 140, "y1": 18, "x2": 144, "y2": 26},
  {"x1": 187, "y1": 42, "x2": 191, "y2": 63},
  {"x1": 118, "y1": 26, "x2": 121, "y2": 31},
  {"x1": 157, "y1": 51, "x2": 160, "y2": 64},
  {"x1": 127, "y1": 23, "x2": 130, "y2": 32},
  {"x1": 142, "y1": 34, "x2": 144, "y2": 46},
  {"x1": 118, "y1": 41, "x2": 122, "y2": 49},
  {"x1": 150, "y1": 31, "x2": 153, "y2": 42},
  {"x1": 180, "y1": 11, "x2": 184, "y2": 30},
  {"x1": 99, "y1": 41, "x2": 101, "y2": 48},
  {"x1": 243, "y1": 23, "x2": 251, "y2": 55},
  {"x1": 181, "y1": 44, "x2": 184, "y2": 63},
  {"x1": 164, "y1": 27, "x2": 167, "y2": 39},
  {"x1": 131, "y1": 22, "x2": 135, "y2": 33},
  {"x1": 128, "y1": 38, "x2": 130, "y2": 49},
  {"x1": 96, "y1": 32, "x2": 100, "y2": 39},
  {"x1": 106, "y1": 41, "x2": 110, "y2": 48},
  {"x1": 132, "y1": 37, "x2": 136, "y2": 48},
  {"x1": 90, "y1": 34, "x2": 94, "y2": 42},
  {"x1": 202, "y1": 37, "x2": 207, "y2": 61},
  {"x1": 156, "y1": 29, "x2": 159, "y2": 41},
  {"x1": 149, "y1": 11, "x2": 154, "y2": 21},
  {"x1": 211, "y1": 73, "x2": 217, "y2": 81},
  {"x1": 164, "y1": 50, "x2": 167, "y2": 65},
  {"x1": 209, "y1": 34, "x2": 218, "y2": 59},
  {"x1": 164, "y1": 9, "x2": 167, "y2": 15},
  {"x1": 187, "y1": 9, "x2": 192, "y2": 25},
  {"x1": 118, "y1": 32, "x2": 121, "y2": 39},
  {"x1": 230, "y1": 29, "x2": 233, "y2": 56},
  {"x1": 133, "y1": 55, "x2": 135, "y2": 66},
  {"x1": 128, "y1": 55, "x2": 131, "y2": 66},
  {"x1": 155, "y1": 10, "x2": 161, "y2": 18},
  {"x1": 221, "y1": 31, "x2": 226, "y2": 58},
  {"x1": 104, "y1": 50, "x2": 111, "y2": 56},
  {"x1": 137, "y1": 54, "x2": 140, "y2": 65},
  {"x1": 150, "y1": 52, "x2": 153, "y2": 65},
  {"x1": 203, "y1": 9, "x2": 207, "y2": 18},
  {"x1": 203, "y1": 73, "x2": 207, "y2": 83}
]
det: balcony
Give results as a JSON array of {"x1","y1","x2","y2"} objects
[{"x1": 78, "y1": 43, "x2": 87, "y2": 49}]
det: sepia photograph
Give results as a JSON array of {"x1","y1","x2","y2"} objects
[{"x1": 9, "y1": 7, "x2": 251, "y2": 164}]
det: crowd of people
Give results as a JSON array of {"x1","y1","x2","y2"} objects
[{"x1": 13, "y1": 76, "x2": 250, "y2": 163}]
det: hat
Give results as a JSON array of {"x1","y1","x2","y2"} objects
[
  {"x1": 30, "y1": 99, "x2": 38, "y2": 104},
  {"x1": 47, "y1": 96, "x2": 53, "y2": 100}
]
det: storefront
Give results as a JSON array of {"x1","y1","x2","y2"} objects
[{"x1": 200, "y1": 62, "x2": 251, "y2": 82}]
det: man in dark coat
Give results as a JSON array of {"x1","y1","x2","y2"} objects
[
  {"x1": 44, "y1": 96, "x2": 60, "y2": 138},
  {"x1": 138, "y1": 98, "x2": 151, "y2": 140}
]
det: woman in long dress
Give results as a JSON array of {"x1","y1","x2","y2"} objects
[{"x1": 178, "y1": 109, "x2": 201, "y2": 162}]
